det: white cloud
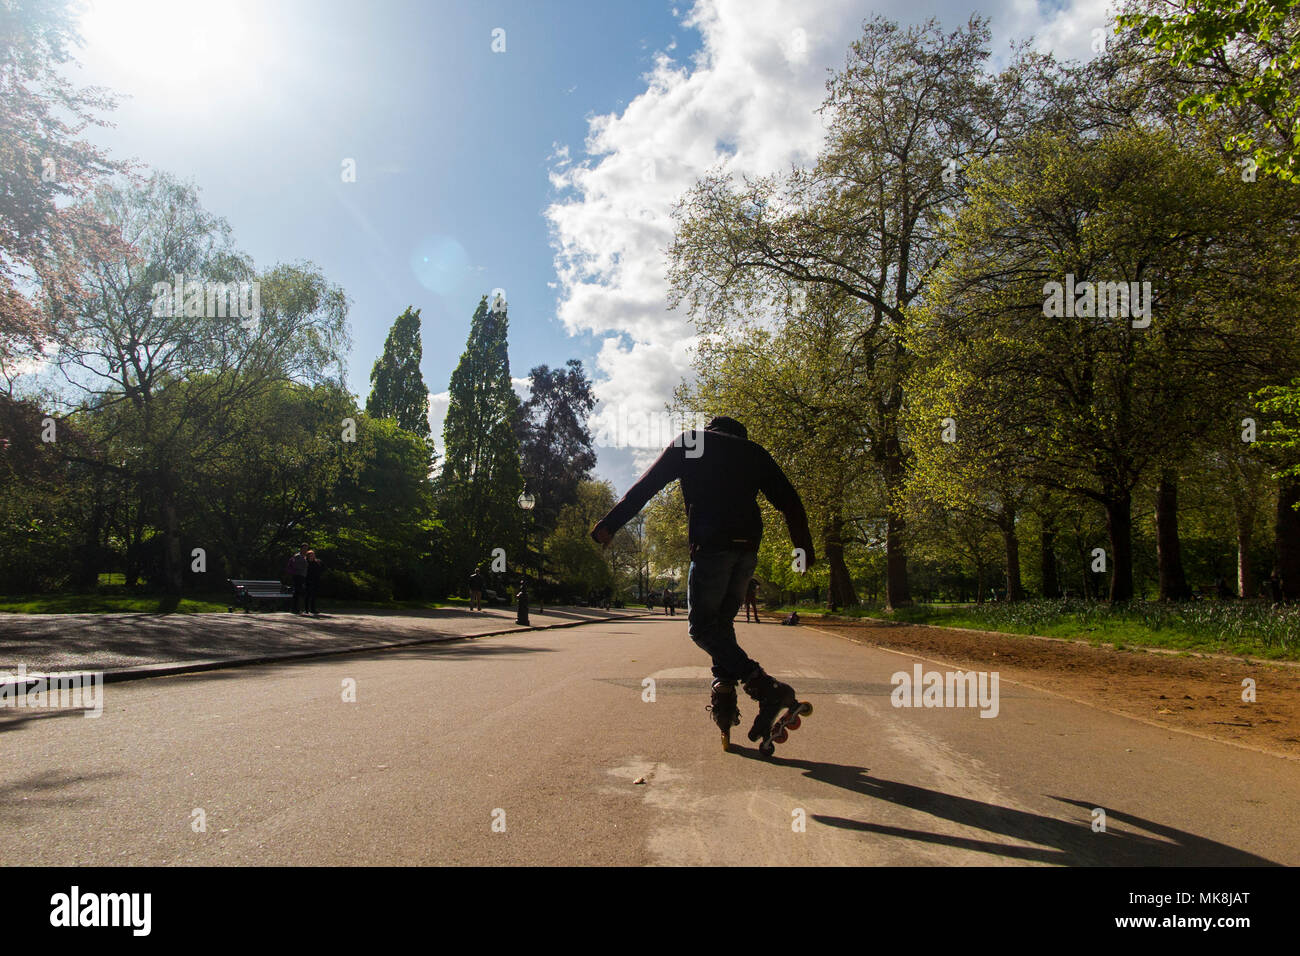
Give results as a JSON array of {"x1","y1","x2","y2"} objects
[
  {"x1": 546, "y1": 0, "x2": 854, "y2": 492},
  {"x1": 546, "y1": 0, "x2": 1117, "y2": 493},
  {"x1": 427, "y1": 390, "x2": 450, "y2": 459}
]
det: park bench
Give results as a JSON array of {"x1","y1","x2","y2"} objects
[{"x1": 227, "y1": 578, "x2": 293, "y2": 613}]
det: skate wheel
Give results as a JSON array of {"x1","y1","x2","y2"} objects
[
  {"x1": 799, "y1": 702, "x2": 813, "y2": 717},
  {"x1": 760, "y1": 740, "x2": 775, "y2": 757},
  {"x1": 773, "y1": 728, "x2": 789, "y2": 744},
  {"x1": 786, "y1": 715, "x2": 801, "y2": 731}
]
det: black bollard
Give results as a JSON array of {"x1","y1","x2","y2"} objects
[{"x1": 516, "y1": 578, "x2": 530, "y2": 626}]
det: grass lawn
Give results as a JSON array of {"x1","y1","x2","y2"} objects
[
  {"x1": 0, "y1": 590, "x2": 447, "y2": 615},
  {"x1": 0, "y1": 593, "x2": 231, "y2": 614},
  {"x1": 769, "y1": 598, "x2": 1300, "y2": 661}
]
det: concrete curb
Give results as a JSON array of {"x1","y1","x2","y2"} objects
[{"x1": 0, "y1": 611, "x2": 651, "y2": 689}]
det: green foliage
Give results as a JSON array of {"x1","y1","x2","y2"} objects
[
  {"x1": 1120, "y1": 0, "x2": 1300, "y2": 181},
  {"x1": 1256, "y1": 377, "x2": 1300, "y2": 485},
  {"x1": 544, "y1": 480, "x2": 616, "y2": 596},
  {"x1": 516, "y1": 359, "x2": 596, "y2": 536},
  {"x1": 366, "y1": 306, "x2": 432, "y2": 444},
  {"x1": 644, "y1": 484, "x2": 689, "y2": 579},
  {"x1": 884, "y1": 598, "x2": 1300, "y2": 658},
  {"x1": 438, "y1": 295, "x2": 525, "y2": 578}
]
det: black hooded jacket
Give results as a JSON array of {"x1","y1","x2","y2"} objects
[{"x1": 592, "y1": 429, "x2": 815, "y2": 561}]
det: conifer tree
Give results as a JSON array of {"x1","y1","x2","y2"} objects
[
  {"x1": 439, "y1": 295, "x2": 525, "y2": 574},
  {"x1": 366, "y1": 306, "x2": 431, "y2": 442}
]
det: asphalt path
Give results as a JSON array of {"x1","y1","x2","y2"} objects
[{"x1": 3, "y1": 614, "x2": 1296, "y2": 865}]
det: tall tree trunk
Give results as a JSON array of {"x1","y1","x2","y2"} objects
[
  {"x1": 975, "y1": 561, "x2": 986, "y2": 604},
  {"x1": 1276, "y1": 476, "x2": 1300, "y2": 601},
  {"x1": 1104, "y1": 490, "x2": 1135, "y2": 603},
  {"x1": 999, "y1": 506, "x2": 1024, "y2": 601},
  {"x1": 1040, "y1": 519, "x2": 1060, "y2": 598},
  {"x1": 76, "y1": 499, "x2": 104, "y2": 589},
  {"x1": 882, "y1": 445, "x2": 911, "y2": 609},
  {"x1": 125, "y1": 490, "x2": 146, "y2": 588},
  {"x1": 159, "y1": 480, "x2": 184, "y2": 595},
  {"x1": 1155, "y1": 470, "x2": 1190, "y2": 601},
  {"x1": 823, "y1": 516, "x2": 858, "y2": 609},
  {"x1": 1236, "y1": 511, "x2": 1255, "y2": 599}
]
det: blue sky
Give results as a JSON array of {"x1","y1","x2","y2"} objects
[{"x1": 67, "y1": 0, "x2": 1107, "y2": 492}]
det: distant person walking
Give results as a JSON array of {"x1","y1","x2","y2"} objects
[
  {"x1": 744, "y1": 578, "x2": 760, "y2": 622},
  {"x1": 469, "y1": 567, "x2": 485, "y2": 611},
  {"x1": 304, "y1": 550, "x2": 324, "y2": 616},
  {"x1": 646, "y1": 592, "x2": 657, "y2": 613},
  {"x1": 664, "y1": 588, "x2": 676, "y2": 616},
  {"x1": 286, "y1": 543, "x2": 309, "y2": 614}
]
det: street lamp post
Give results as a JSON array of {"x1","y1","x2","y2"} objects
[{"x1": 517, "y1": 490, "x2": 535, "y2": 625}]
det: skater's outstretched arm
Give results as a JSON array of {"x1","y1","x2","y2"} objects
[
  {"x1": 591, "y1": 439, "x2": 683, "y2": 544},
  {"x1": 757, "y1": 449, "x2": 816, "y2": 567}
]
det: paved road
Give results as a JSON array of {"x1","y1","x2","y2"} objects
[
  {"x1": 0, "y1": 605, "x2": 633, "y2": 674},
  {"x1": 2, "y1": 615, "x2": 1296, "y2": 865}
]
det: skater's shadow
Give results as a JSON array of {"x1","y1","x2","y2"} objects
[{"x1": 729, "y1": 748, "x2": 1277, "y2": 866}]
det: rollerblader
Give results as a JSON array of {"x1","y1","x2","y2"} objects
[{"x1": 591, "y1": 416, "x2": 816, "y2": 755}]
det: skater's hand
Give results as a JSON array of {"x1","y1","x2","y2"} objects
[{"x1": 591, "y1": 524, "x2": 613, "y2": 546}]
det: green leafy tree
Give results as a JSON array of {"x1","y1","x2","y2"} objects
[
  {"x1": 912, "y1": 127, "x2": 1300, "y2": 602},
  {"x1": 331, "y1": 414, "x2": 441, "y2": 600},
  {"x1": 670, "y1": 16, "x2": 1067, "y2": 609},
  {"x1": 366, "y1": 306, "x2": 432, "y2": 446},
  {"x1": 644, "y1": 484, "x2": 689, "y2": 582},
  {"x1": 42, "y1": 173, "x2": 350, "y2": 592},
  {"x1": 515, "y1": 359, "x2": 596, "y2": 536},
  {"x1": 1119, "y1": 0, "x2": 1300, "y2": 181},
  {"x1": 438, "y1": 294, "x2": 525, "y2": 579},
  {"x1": 545, "y1": 480, "x2": 617, "y2": 597}
]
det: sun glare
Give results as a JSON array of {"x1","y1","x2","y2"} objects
[{"x1": 78, "y1": 0, "x2": 267, "y2": 103}]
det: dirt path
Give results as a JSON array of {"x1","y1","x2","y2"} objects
[{"x1": 793, "y1": 616, "x2": 1300, "y2": 760}]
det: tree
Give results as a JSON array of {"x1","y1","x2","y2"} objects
[
  {"x1": 42, "y1": 173, "x2": 351, "y2": 592},
  {"x1": 366, "y1": 306, "x2": 432, "y2": 447},
  {"x1": 913, "y1": 126, "x2": 1300, "y2": 602},
  {"x1": 0, "y1": 0, "x2": 126, "y2": 369},
  {"x1": 330, "y1": 413, "x2": 441, "y2": 599},
  {"x1": 670, "y1": 16, "x2": 1067, "y2": 609},
  {"x1": 545, "y1": 480, "x2": 617, "y2": 596},
  {"x1": 515, "y1": 359, "x2": 596, "y2": 536},
  {"x1": 438, "y1": 294, "x2": 525, "y2": 579},
  {"x1": 676, "y1": 294, "x2": 879, "y2": 608},
  {"x1": 644, "y1": 484, "x2": 689, "y2": 582},
  {"x1": 1119, "y1": 0, "x2": 1300, "y2": 181},
  {"x1": 1256, "y1": 378, "x2": 1300, "y2": 597}
]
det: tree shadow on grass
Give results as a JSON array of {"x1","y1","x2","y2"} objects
[{"x1": 730, "y1": 747, "x2": 1279, "y2": 866}]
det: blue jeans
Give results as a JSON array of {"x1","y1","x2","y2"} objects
[{"x1": 687, "y1": 549, "x2": 760, "y2": 682}]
